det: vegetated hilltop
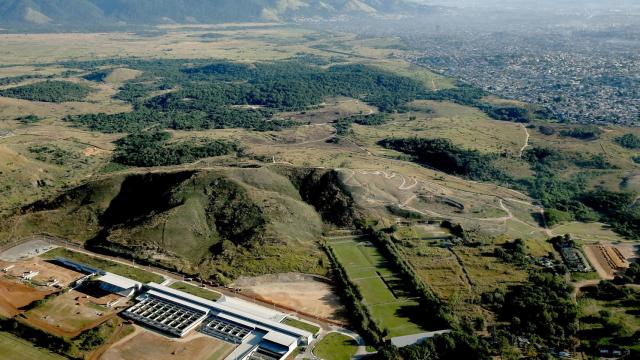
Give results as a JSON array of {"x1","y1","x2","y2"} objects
[
  {"x1": 0, "y1": 0, "x2": 434, "y2": 30},
  {"x1": 1, "y1": 165, "x2": 359, "y2": 283}
]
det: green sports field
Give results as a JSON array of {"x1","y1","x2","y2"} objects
[{"x1": 327, "y1": 236, "x2": 425, "y2": 337}]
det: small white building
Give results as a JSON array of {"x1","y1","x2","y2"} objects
[
  {"x1": 97, "y1": 272, "x2": 142, "y2": 297},
  {"x1": 22, "y1": 271, "x2": 39, "y2": 280}
]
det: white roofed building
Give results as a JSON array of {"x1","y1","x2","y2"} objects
[
  {"x1": 122, "y1": 282, "x2": 315, "y2": 360},
  {"x1": 97, "y1": 272, "x2": 142, "y2": 297}
]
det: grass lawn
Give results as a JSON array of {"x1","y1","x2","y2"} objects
[
  {"x1": 42, "y1": 247, "x2": 164, "y2": 283},
  {"x1": 169, "y1": 281, "x2": 222, "y2": 302},
  {"x1": 327, "y1": 237, "x2": 427, "y2": 336},
  {"x1": 282, "y1": 317, "x2": 320, "y2": 335},
  {"x1": 571, "y1": 271, "x2": 601, "y2": 282},
  {"x1": 0, "y1": 331, "x2": 66, "y2": 360},
  {"x1": 313, "y1": 332, "x2": 358, "y2": 360}
]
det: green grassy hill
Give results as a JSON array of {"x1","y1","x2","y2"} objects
[{"x1": 2, "y1": 166, "x2": 359, "y2": 282}]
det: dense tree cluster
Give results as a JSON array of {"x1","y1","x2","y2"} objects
[
  {"x1": 580, "y1": 189, "x2": 640, "y2": 239},
  {"x1": 538, "y1": 125, "x2": 556, "y2": 136},
  {"x1": 477, "y1": 104, "x2": 532, "y2": 123},
  {"x1": 614, "y1": 262, "x2": 640, "y2": 285},
  {"x1": 484, "y1": 273, "x2": 578, "y2": 349},
  {"x1": 524, "y1": 147, "x2": 615, "y2": 170},
  {"x1": 15, "y1": 114, "x2": 41, "y2": 124},
  {"x1": 64, "y1": 59, "x2": 425, "y2": 133},
  {"x1": 379, "y1": 137, "x2": 507, "y2": 182},
  {"x1": 494, "y1": 238, "x2": 528, "y2": 265},
  {"x1": 112, "y1": 130, "x2": 239, "y2": 167},
  {"x1": 82, "y1": 70, "x2": 110, "y2": 82},
  {"x1": 559, "y1": 125, "x2": 603, "y2": 140},
  {"x1": 615, "y1": 133, "x2": 640, "y2": 149},
  {"x1": 0, "y1": 80, "x2": 92, "y2": 103},
  {"x1": 345, "y1": 113, "x2": 388, "y2": 125},
  {"x1": 376, "y1": 331, "x2": 491, "y2": 360}
]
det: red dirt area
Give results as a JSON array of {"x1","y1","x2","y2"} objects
[
  {"x1": 0, "y1": 277, "x2": 54, "y2": 317},
  {"x1": 0, "y1": 257, "x2": 84, "y2": 287}
]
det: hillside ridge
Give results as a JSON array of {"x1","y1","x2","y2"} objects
[{"x1": 0, "y1": 0, "x2": 433, "y2": 29}]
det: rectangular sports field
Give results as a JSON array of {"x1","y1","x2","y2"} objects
[{"x1": 327, "y1": 237, "x2": 424, "y2": 337}]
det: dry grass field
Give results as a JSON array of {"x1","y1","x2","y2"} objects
[
  {"x1": 24, "y1": 289, "x2": 120, "y2": 337},
  {"x1": 101, "y1": 329, "x2": 235, "y2": 360}
]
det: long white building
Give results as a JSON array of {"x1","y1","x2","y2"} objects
[{"x1": 123, "y1": 283, "x2": 313, "y2": 360}]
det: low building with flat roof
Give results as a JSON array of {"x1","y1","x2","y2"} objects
[
  {"x1": 122, "y1": 282, "x2": 314, "y2": 360},
  {"x1": 97, "y1": 272, "x2": 142, "y2": 297}
]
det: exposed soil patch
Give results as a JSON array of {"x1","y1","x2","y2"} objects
[
  {"x1": 0, "y1": 278, "x2": 53, "y2": 317},
  {"x1": 0, "y1": 257, "x2": 84, "y2": 287},
  {"x1": 583, "y1": 243, "x2": 637, "y2": 280},
  {"x1": 231, "y1": 273, "x2": 346, "y2": 322}
]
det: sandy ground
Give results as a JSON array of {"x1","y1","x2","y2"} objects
[
  {"x1": 0, "y1": 277, "x2": 54, "y2": 317},
  {"x1": 232, "y1": 273, "x2": 345, "y2": 322},
  {"x1": 101, "y1": 329, "x2": 234, "y2": 360},
  {"x1": 0, "y1": 257, "x2": 84, "y2": 287},
  {"x1": 583, "y1": 244, "x2": 638, "y2": 280}
]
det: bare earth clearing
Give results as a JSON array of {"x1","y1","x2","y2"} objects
[
  {"x1": 231, "y1": 273, "x2": 346, "y2": 323},
  {"x1": 0, "y1": 257, "x2": 84, "y2": 287},
  {"x1": 583, "y1": 243, "x2": 639, "y2": 280},
  {"x1": 0, "y1": 277, "x2": 53, "y2": 317}
]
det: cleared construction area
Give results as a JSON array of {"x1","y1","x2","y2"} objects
[{"x1": 584, "y1": 244, "x2": 635, "y2": 279}]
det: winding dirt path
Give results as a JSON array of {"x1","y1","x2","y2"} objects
[{"x1": 518, "y1": 123, "x2": 530, "y2": 158}]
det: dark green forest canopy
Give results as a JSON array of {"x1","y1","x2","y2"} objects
[
  {"x1": 615, "y1": 133, "x2": 640, "y2": 149},
  {"x1": 0, "y1": 80, "x2": 92, "y2": 103},
  {"x1": 112, "y1": 130, "x2": 240, "y2": 167},
  {"x1": 379, "y1": 137, "x2": 507, "y2": 182},
  {"x1": 61, "y1": 58, "x2": 428, "y2": 133}
]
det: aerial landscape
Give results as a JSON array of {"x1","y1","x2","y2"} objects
[{"x1": 0, "y1": 0, "x2": 638, "y2": 359}]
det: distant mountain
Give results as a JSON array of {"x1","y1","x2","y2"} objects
[{"x1": 0, "y1": 0, "x2": 431, "y2": 29}]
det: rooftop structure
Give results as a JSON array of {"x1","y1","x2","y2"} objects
[
  {"x1": 53, "y1": 257, "x2": 102, "y2": 275},
  {"x1": 123, "y1": 283, "x2": 314, "y2": 360},
  {"x1": 97, "y1": 272, "x2": 142, "y2": 297}
]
